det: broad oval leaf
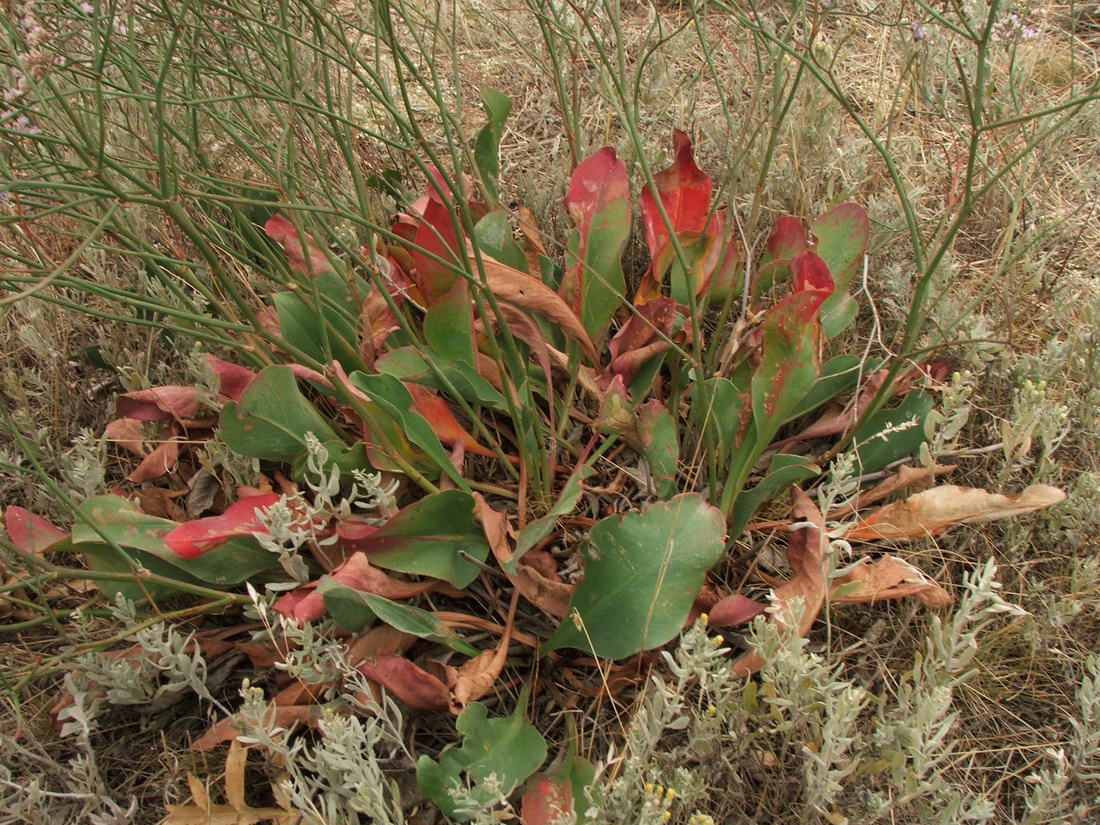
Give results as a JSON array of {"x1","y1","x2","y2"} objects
[{"x1": 543, "y1": 494, "x2": 726, "y2": 659}]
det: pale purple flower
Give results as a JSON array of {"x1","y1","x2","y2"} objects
[{"x1": 80, "y1": 2, "x2": 94, "y2": 13}]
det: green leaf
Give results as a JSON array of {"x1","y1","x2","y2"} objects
[
  {"x1": 474, "y1": 88, "x2": 512, "y2": 205},
  {"x1": 636, "y1": 400, "x2": 679, "y2": 499},
  {"x1": 425, "y1": 279, "x2": 478, "y2": 368},
  {"x1": 562, "y1": 149, "x2": 631, "y2": 343},
  {"x1": 72, "y1": 495, "x2": 279, "y2": 592},
  {"x1": 219, "y1": 365, "x2": 341, "y2": 463},
  {"x1": 852, "y1": 390, "x2": 935, "y2": 474},
  {"x1": 376, "y1": 347, "x2": 506, "y2": 410},
  {"x1": 319, "y1": 585, "x2": 479, "y2": 655},
  {"x1": 788, "y1": 356, "x2": 884, "y2": 423},
  {"x1": 544, "y1": 494, "x2": 726, "y2": 659},
  {"x1": 728, "y1": 454, "x2": 819, "y2": 538},
  {"x1": 691, "y1": 374, "x2": 750, "y2": 471},
  {"x1": 812, "y1": 203, "x2": 868, "y2": 338},
  {"x1": 350, "y1": 490, "x2": 489, "y2": 588},
  {"x1": 511, "y1": 466, "x2": 593, "y2": 572},
  {"x1": 474, "y1": 209, "x2": 528, "y2": 272},
  {"x1": 347, "y1": 371, "x2": 468, "y2": 489},
  {"x1": 273, "y1": 271, "x2": 363, "y2": 370},
  {"x1": 417, "y1": 694, "x2": 547, "y2": 821}
]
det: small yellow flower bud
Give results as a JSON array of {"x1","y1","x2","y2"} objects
[
  {"x1": 644, "y1": 783, "x2": 655, "y2": 794},
  {"x1": 699, "y1": 613, "x2": 708, "y2": 624}
]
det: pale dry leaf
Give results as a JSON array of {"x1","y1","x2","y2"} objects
[
  {"x1": 842, "y1": 483, "x2": 1066, "y2": 542},
  {"x1": 831, "y1": 555, "x2": 953, "y2": 608}
]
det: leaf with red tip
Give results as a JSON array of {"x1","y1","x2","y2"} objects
[
  {"x1": 264, "y1": 213, "x2": 332, "y2": 275},
  {"x1": 116, "y1": 386, "x2": 204, "y2": 421},
  {"x1": 751, "y1": 250, "x2": 834, "y2": 444},
  {"x1": 412, "y1": 170, "x2": 465, "y2": 305},
  {"x1": 165, "y1": 493, "x2": 282, "y2": 558},
  {"x1": 406, "y1": 383, "x2": 497, "y2": 458},
  {"x1": 766, "y1": 215, "x2": 809, "y2": 260},
  {"x1": 206, "y1": 356, "x2": 256, "y2": 402},
  {"x1": 560, "y1": 147, "x2": 631, "y2": 341},
  {"x1": 640, "y1": 130, "x2": 713, "y2": 262},
  {"x1": 4, "y1": 507, "x2": 67, "y2": 554},
  {"x1": 358, "y1": 654, "x2": 452, "y2": 710},
  {"x1": 811, "y1": 202, "x2": 869, "y2": 337}
]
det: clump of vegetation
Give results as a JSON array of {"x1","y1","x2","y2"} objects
[{"x1": 1, "y1": 0, "x2": 1097, "y2": 823}]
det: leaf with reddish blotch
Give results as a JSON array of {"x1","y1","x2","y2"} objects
[
  {"x1": 732, "y1": 487, "x2": 828, "y2": 677},
  {"x1": 264, "y1": 213, "x2": 333, "y2": 275},
  {"x1": 4, "y1": 507, "x2": 67, "y2": 554},
  {"x1": 206, "y1": 355, "x2": 255, "y2": 402},
  {"x1": 706, "y1": 593, "x2": 767, "y2": 628},
  {"x1": 521, "y1": 719, "x2": 597, "y2": 825},
  {"x1": 273, "y1": 551, "x2": 463, "y2": 623},
  {"x1": 841, "y1": 484, "x2": 1066, "y2": 542},
  {"x1": 832, "y1": 556, "x2": 953, "y2": 608},
  {"x1": 475, "y1": 252, "x2": 599, "y2": 364},
  {"x1": 640, "y1": 130, "x2": 713, "y2": 263},
  {"x1": 412, "y1": 169, "x2": 465, "y2": 305},
  {"x1": 165, "y1": 493, "x2": 282, "y2": 558},
  {"x1": 560, "y1": 147, "x2": 631, "y2": 341},
  {"x1": 116, "y1": 386, "x2": 204, "y2": 421},
  {"x1": 766, "y1": 215, "x2": 809, "y2": 260},
  {"x1": 811, "y1": 202, "x2": 870, "y2": 338},
  {"x1": 358, "y1": 654, "x2": 452, "y2": 710},
  {"x1": 751, "y1": 250, "x2": 834, "y2": 445},
  {"x1": 338, "y1": 489, "x2": 489, "y2": 588}
]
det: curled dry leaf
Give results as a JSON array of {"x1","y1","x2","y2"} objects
[
  {"x1": 831, "y1": 556, "x2": 953, "y2": 608},
  {"x1": 826, "y1": 463, "x2": 956, "y2": 520},
  {"x1": 473, "y1": 494, "x2": 572, "y2": 618},
  {"x1": 732, "y1": 486, "x2": 828, "y2": 678},
  {"x1": 450, "y1": 591, "x2": 519, "y2": 712},
  {"x1": 128, "y1": 437, "x2": 182, "y2": 484},
  {"x1": 116, "y1": 385, "x2": 204, "y2": 421},
  {"x1": 842, "y1": 483, "x2": 1067, "y2": 542},
  {"x1": 706, "y1": 593, "x2": 767, "y2": 628}
]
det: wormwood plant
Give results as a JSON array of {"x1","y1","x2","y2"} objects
[{"x1": 0, "y1": 0, "x2": 1095, "y2": 822}]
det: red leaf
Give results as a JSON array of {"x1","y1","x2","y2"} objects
[
  {"x1": 605, "y1": 298, "x2": 677, "y2": 386},
  {"x1": 790, "y1": 249, "x2": 834, "y2": 301},
  {"x1": 411, "y1": 169, "x2": 464, "y2": 305},
  {"x1": 264, "y1": 213, "x2": 332, "y2": 275},
  {"x1": 104, "y1": 418, "x2": 153, "y2": 457},
  {"x1": 4, "y1": 507, "x2": 67, "y2": 554},
  {"x1": 207, "y1": 355, "x2": 256, "y2": 402},
  {"x1": 406, "y1": 384, "x2": 496, "y2": 458},
  {"x1": 522, "y1": 774, "x2": 574, "y2": 825},
  {"x1": 165, "y1": 493, "x2": 282, "y2": 558},
  {"x1": 357, "y1": 654, "x2": 452, "y2": 710},
  {"x1": 640, "y1": 130, "x2": 713, "y2": 262},
  {"x1": 116, "y1": 386, "x2": 204, "y2": 421},
  {"x1": 767, "y1": 215, "x2": 809, "y2": 260},
  {"x1": 706, "y1": 593, "x2": 767, "y2": 628}
]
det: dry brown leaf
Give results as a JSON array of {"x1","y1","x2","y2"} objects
[
  {"x1": 842, "y1": 483, "x2": 1066, "y2": 542},
  {"x1": 191, "y1": 705, "x2": 317, "y2": 751},
  {"x1": 473, "y1": 252, "x2": 599, "y2": 364},
  {"x1": 161, "y1": 740, "x2": 298, "y2": 824},
  {"x1": 473, "y1": 494, "x2": 574, "y2": 618},
  {"x1": 732, "y1": 486, "x2": 828, "y2": 678},
  {"x1": 433, "y1": 612, "x2": 539, "y2": 648},
  {"x1": 450, "y1": 591, "x2": 519, "y2": 712},
  {"x1": 831, "y1": 556, "x2": 953, "y2": 608},
  {"x1": 356, "y1": 654, "x2": 451, "y2": 710},
  {"x1": 826, "y1": 463, "x2": 956, "y2": 520}
]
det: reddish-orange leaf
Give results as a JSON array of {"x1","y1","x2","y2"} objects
[
  {"x1": 4, "y1": 507, "x2": 67, "y2": 554},
  {"x1": 116, "y1": 386, "x2": 203, "y2": 421},
  {"x1": 165, "y1": 493, "x2": 282, "y2": 558},
  {"x1": 767, "y1": 215, "x2": 809, "y2": 260},
  {"x1": 264, "y1": 213, "x2": 333, "y2": 275},
  {"x1": 206, "y1": 355, "x2": 256, "y2": 402},
  {"x1": 640, "y1": 130, "x2": 713, "y2": 262},
  {"x1": 357, "y1": 654, "x2": 452, "y2": 710},
  {"x1": 521, "y1": 774, "x2": 574, "y2": 825}
]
